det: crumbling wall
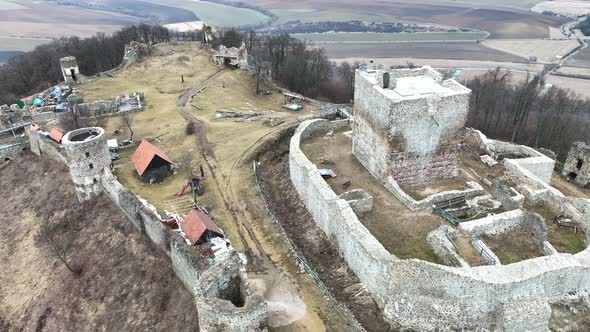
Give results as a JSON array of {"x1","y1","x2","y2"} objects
[
  {"x1": 562, "y1": 141, "x2": 590, "y2": 186},
  {"x1": 426, "y1": 226, "x2": 469, "y2": 267},
  {"x1": 385, "y1": 177, "x2": 485, "y2": 211},
  {"x1": 466, "y1": 128, "x2": 555, "y2": 183},
  {"x1": 28, "y1": 130, "x2": 67, "y2": 164},
  {"x1": 290, "y1": 119, "x2": 590, "y2": 331},
  {"x1": 0, "y1": 140, "x2": 28, "y2": 161},
  {"x1": 458, "y1": 209, "x2": 548, "y2": 247},
  {"x1": 76, "y1": 92, "x2": 144, "y2": 118},
  {"x1": 195, "y1": 251, "x2": 268, "y2": 331},
  {"x1": 170, "y1": 233, "x2": 210, "y2": 294},
  {"x1": 30, "y1": 110, "x2": 70, "y2": 124},
  {"x1": 291, "y1": 119, "x2": 396, "y2": 307}
]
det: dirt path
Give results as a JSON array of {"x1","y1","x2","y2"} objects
[{"x1": 175, "y1": 71, "x2": 369, "y2": 331}]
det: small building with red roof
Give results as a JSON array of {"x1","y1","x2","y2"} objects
[
  {"x1": 49, "y1": 128, "x2": 63, "y2": 144},
  {"x1": 180, "y1": 209, "x2": 224, "y2": 246},
  {"x1": 131, "y1": 139, "x2": 173, "y2": 182}
]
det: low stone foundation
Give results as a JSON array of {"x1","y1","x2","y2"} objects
[
  {"x1": 339, "y1": 189, "x2": 373, "y2": 216},
  {"x1": 385, "y1": 177, "x2": 485, "y2": 211}
]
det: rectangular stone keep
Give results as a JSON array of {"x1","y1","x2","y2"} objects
[{"x1": 352, "y1": 66, "x2": 471, "y2": 184}]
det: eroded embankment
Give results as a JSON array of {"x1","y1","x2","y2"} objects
[
  {"x1": 255, "y1": 127, "x2": 398, "y2": 332},
  {"x1": 0, "y1": 153, "x2": 199, "y2": 331}
]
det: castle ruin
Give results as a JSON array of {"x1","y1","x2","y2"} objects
[
  {"x1": 61, "y1": 127, "x2": 111, "y2": 202},
  {"x1": 353, "y1": 66, "x2": 470, "y2": 185},
  {"x1": 60, "y1": 56, "x2": 81, "y2": 84},
  {"x1": 562, "y1": 141, "x2": 590, "y2": 187},
  {"x1": 288, "y1": 65, "x2": 590, "y2": 331}
]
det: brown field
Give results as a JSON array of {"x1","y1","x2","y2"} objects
[
  {"x1": 545, "y1": 74, "x2": 590, "y2": 99},
  {"x1": 482, "y1": 39, "x2": 579, "y2": 63},
  {"x1": 251, "y1": 0, "x2": 568, "y2": 38},
  {"x1": 0, "y1": 22, "x2": 122, "y2": 39},
  {"x1": 0, "y1": 0, "x2": 139, "y2": 39},
  {"x1": 321, "y1": 42, "x2": 526, "y2": 62},
  {"x1": 566, "y1": 47, "x2": 590, "y2": 68}
]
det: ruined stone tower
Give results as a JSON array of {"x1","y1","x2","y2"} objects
[
  {"x1": 62, "y1": 127, "x2": 110, "y2": 202},
  {"x1": 353, "y1": 66, "x2": 471, "y2": 185},
  {"x1": 59, "y1": 56, "x2": 80, "y2": 83},
  {"x1": 562, "y1": 141, "x2": 590, "y2": 187}
]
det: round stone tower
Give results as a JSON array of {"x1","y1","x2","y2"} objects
[
  {"x1": 62, "y1": 127, "x2": 110, "y2": 202},
  {"x1": 59, "y1": 56, "x2": 80, "y2": 83}
]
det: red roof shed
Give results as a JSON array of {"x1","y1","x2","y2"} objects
[
  {"x1": 49, "y1": 129, "x2": 63, "y2": 143},
  {"x1": 181, "y1": 209, "x2": 224, "y2": 245},
  {"x1": 131, "y1": 139, "x2": 173, "y2": 177}
]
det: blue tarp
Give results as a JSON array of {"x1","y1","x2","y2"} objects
[
  {"x1": 49, "y1": 87, "x2": 61, "y2": 98},
  {"x1": 33, "y1": 97, "x2": 44, "y2": 107},
  {"x1": 56, "y1": 103, "x2": 68, "y2": 111}
]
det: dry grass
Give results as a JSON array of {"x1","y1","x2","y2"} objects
[
  {"x1": 301, "y1": 130, "x2": 443, "y2": 263},
  {"x1": 74, "y1": 43, "x2": 367, "y2": 330},
  {"x1": 482, "y1": 227, "x2": 545, "y2": 265},
  {"x1": 0, "y1": 153, "x2": 198, "y2": 331},
  {"x1": 453, "y1": 234, "x2": 484, "y2": 266},
  {"x1": 76, "y1": 42, "x2": 313, "y2": 255},
  {"x1": 527, "y1": 202, "x2": 587, "y2": 254},
  {"x1": 550, "y1": 173, "x2": 590, "y2": 199}
]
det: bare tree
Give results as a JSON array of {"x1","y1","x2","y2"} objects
[
  {"x1": 179, "y1": 152, "x2": 197, "y2": 178},
  {"x1": 338, "y1": 61, "x2": 355, "y2": 101},
  {"x1": 249, "y1": 37, "x2": 271, "y2": 95},
  {"x1": 509, "y1": 72, "x2": 542, "y2": 142},
  {"x1": 120, "y1": 113, "x2": 135, "y2": 141}
]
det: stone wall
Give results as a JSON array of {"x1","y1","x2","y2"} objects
[
  {"x1": 28, "y1": 130, "x2": 67, "y2": 165},
  {"x1": 385, "y1": 177, "x2": 485, "y2": 211},
  {"x1": 195, "y1": 251, "x2": 268, "y2": 331},
  {"x1": 290, "y1": 119, "x2": 590, "y2": 331},
  {"x1": 76, "y1": 92, "x2": 144, "y2": 118},
  {"x1": 30, "y1": 110, "x2": 70, "y2": 124},
  {"x1": 98, "y1": 166, "x2": 267, "y2": 331},
  {"x1": 426, "y1": 226, "x2": 469, "y2": 267},
  {"x1": 466, "y1": 128, "x2": 555, "y2": 183},
  {"x1": 0, "y1": 139, "x2": 29, "y2": 161}
]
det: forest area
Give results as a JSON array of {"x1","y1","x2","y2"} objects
[{"x1": 467, "y1": 68, "x2": 590, "y2": 162}]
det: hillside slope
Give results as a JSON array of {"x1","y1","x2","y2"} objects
[{"x1": 0, "y1": 153, "x2": 199, "y2": 331}]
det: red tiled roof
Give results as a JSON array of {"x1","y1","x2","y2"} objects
[
  {"x1": 49, "y1": 129, "x2": 63, "y2": 143},
  {"x1": 131, "y1": 139, "x2": 173, "y2": 177},
  {"x1": 180, "y1": 209, "x2": 223, "y2": 245}
]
